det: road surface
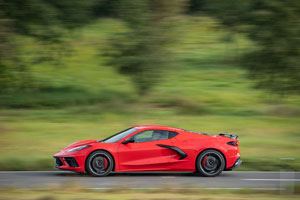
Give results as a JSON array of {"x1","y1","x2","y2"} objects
[{"x1": 0, "y1": 171, "x2": 299, "y2": 190}]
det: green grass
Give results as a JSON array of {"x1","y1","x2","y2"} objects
[
  {"x1": 0, "y1": 186, "x2": 299, "y2": 200},
  {"x1": 0, "y1": 16, "x2": 299, "y2": 171}
]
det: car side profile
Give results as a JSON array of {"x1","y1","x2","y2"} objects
[{"x1": 54, "y1": 125, "x2": 241, "y2": 177}]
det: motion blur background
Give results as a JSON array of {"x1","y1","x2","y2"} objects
[{"x1": 0, "y1": 0, "x2": 299, "y2": 171}]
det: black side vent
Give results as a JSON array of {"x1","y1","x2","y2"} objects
[
  {"x1": 156, "y1": 144, "x2": 188, "y2": 160},
  {"x1": 64, "y1": 157, "x2": 79, "y2": 167},
  {"x1": 55, "y1": 157, "x2": 63, "y2": 166}
]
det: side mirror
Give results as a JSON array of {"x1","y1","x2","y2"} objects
[{"x1": 122, "y1": 137, "x2": 135, "y2": 144}]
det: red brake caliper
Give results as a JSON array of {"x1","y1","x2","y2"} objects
[
  {"x1": 103, "y1": 157, "x2": 108, "y2": 170},
  {"x1": 202, "y1": 156, "x2": 208, "y2": 167}
]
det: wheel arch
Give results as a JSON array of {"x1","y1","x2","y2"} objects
[
  {"x1": 85, "y1": 149, "x2": 116, "y2": 172},
  {"x1": 195, "y1": 148, "x2": 227, "y2": 172}
]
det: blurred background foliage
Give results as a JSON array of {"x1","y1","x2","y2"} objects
[{"x1": 0, "y1": 0, "x2": 299, "y2": 171}]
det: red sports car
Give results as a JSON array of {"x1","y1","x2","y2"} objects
[{"x1": 54, "y1": 125, "x2": 241, "y2": 177}]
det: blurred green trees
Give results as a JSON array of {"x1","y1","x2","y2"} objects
[
  {"x1": 0, "y1": 0, "x2": 299, "y2": 96},
  {"x1": 0, "y1": 0, "x2": 93, "y2": 92},
  {"x1": 106, "y1": 0, "x2": 185, "y2": 95},
  {"x1": 191, "y1": 0, "x2": 300, "y2": 94},
  {"x1": 242, "y1": 0, "x2": 300, "y2": 94}
]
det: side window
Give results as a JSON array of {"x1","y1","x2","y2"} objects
[
  {"x1": 134, "y1": 130, "x2": 153, "y2": 143},
  {"x1": 168, "y1": 131, "x2": 178, "y2": 139},
  {"x1": 133, "y1": 130, "x2": 169, "y2": 143}
]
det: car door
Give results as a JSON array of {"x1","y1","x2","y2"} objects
[{"x1": 117, "y1": 129, "x2": 177, "y2": 171}]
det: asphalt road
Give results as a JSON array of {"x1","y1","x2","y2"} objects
[{"x1": 0, "y1": 171, "x2": 299, "y2": 190}]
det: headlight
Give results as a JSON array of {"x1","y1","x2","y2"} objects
[{"x1": 67, "y1": 145, "x2": 91, "y2": 152}]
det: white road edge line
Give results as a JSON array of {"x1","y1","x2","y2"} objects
[{"x1": 243, "y1": 179, "x2": 300, "y2": 181}]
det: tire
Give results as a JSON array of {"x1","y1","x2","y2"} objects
[
  {"x1": 85, "y1": 150, "x2": 114, "y2": 177},
  {"x1": 196, "y1": 149, "x2": 225, "y2": 177}
]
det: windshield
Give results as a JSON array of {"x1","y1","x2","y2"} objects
[{"x1": 100, "y1": 128, "x2": 138, "y2": 143}]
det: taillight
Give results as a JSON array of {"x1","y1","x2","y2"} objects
[{"x1": 227, "y1": 141, "x2": 238, "y2": 146}]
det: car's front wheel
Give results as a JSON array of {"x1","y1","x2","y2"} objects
[
  {"x1": 85, "y1": 150, "x2": 114, "y2": 177},
  {"x1": 196, "y1": 149, "x2": 225, "y2": 177}
]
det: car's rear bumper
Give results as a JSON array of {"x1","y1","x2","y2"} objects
[
  {"x1": 226, "y1": 157, "x2": 242, "y2": 170},
  {"x1": 232, "y1": 158, "x2": 242, "y2": 169}
]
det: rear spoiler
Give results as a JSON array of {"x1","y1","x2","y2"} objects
[{"x1": 219, "y1": 133, "x2": 238, "y2": 139}]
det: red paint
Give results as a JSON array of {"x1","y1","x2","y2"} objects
[
  {"x1": 54, "y1": 125, "x2": 241, "y2": 173},
  {"x1": 202, "y1": 156, "x2": 208, "y2": 167}
]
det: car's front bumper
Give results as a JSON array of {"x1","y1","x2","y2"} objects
[{"x1": 53, "y1": 150, "x2": 87, "y2": 172}]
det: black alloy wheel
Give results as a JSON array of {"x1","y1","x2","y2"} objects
[
  {"x1": 86, "y1": 150, "x2": 114, "y2": 177},
  {"x1": 196, "y1": 149, "x2": 225, "y2": 177}
]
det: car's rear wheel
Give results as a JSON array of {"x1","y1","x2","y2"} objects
[
  {"x1": 85, "y1": 150, "x2": 114, "y2": 177},
  {"x1": 196, "y1": 149, "x2": 225, "y2": 177}
]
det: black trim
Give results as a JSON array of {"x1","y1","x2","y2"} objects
[
  {"x1": 53, "y1": 166, "x2": 70, "y2": 171},
  {"x1": 226, "y1": 158, "x2": 242, "y2": 170},
  {"x1": 219, "y1": 133, "x2": 238, "y2": 139},
  {"x1": 156, "y1": 144, "x2": 187, "y2": 160},
  {"x1": 168, "y1": 131, "x2": 179, "y2": 139},
  {"x1": 65, "y1": 157, "x2": 79, "y2": 167},
  {"x1": 55, "y1": 157, "x2": 63, "y2": 166},
  {"x1": 181, "y1": 129, "x2": 208, "y2": 135}
]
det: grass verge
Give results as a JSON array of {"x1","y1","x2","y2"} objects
[{"x1": 0, "y1": 185, "x2": 299, "y2": 200}]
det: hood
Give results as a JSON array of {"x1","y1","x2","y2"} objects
[{"x1": 64, "y1": 139, "x2": 97, "y2": 149}]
